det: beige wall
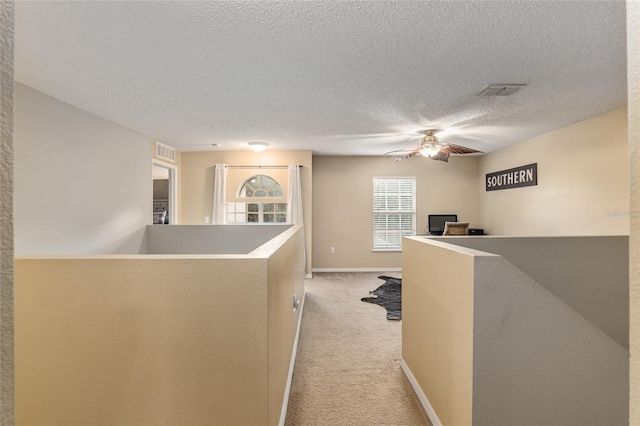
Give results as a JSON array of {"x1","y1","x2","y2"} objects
[
  {"x1": 16, "y1": 257, "x2": 266, "y2": 425},
  {"x1": 266, "y1": 226, "x2": 305, "y2": 425},
  {"x1": 15, "y1": 226, "x2": 305, "y2": 426},
  {"x1": 0, "y1": 1, "x2": 14, "y2": 422},
  {"x1": 403, "y1": 236, "x2": 628, "y2": 425},
  {"x1": 153, "y1": 179, "x2": 169, "y2": 199},
  {"x1": 629, "y1": 0, "x2": 640, "y2": 422},
  {"x1": 312, "y1": 155, "x2": 479, "y2": 270},
  {"x1": 180, "y1": 150, "x2": 312, "y2": 275},
  {"x1": 479, "y1": 107, "x2": 629, "y2": 236},
  {"x1": 402, "y1": 237, "x2": 475, "y2": 426},
  {"x1": 313, "y1": 108, "x2": 629, "y2": 269}
]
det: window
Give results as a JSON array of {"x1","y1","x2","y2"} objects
[
  {"x1": 226, "y1": 174, "x2": 287, "y2": 223},
  {"x1": 239, "y1": 175, "x2": 283, "y2": 198},
  {"x1": 373, "y1": 177, "x2": 416, "y2": 250}
]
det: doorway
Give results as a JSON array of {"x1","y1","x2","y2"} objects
[{"x1": 152, "y1": 160, "x2": 178, "y2": 225}]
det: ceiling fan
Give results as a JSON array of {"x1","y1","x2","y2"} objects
[{"x1": 385, "y1": 129, "x2": 483, "y2": 162}]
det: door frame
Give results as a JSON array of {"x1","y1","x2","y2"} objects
[{"x1": 152, "y1": 159, "x2": 178, "y2": 225}]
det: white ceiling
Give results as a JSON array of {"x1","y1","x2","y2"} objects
[{"x1": 15, "y1": 1, "x2": 627, "y2": 156}]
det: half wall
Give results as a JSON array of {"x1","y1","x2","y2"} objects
[
  {"x1": 16, "y1": 225, "x2": 305, "y2": 425},
  {"x1": 402, "y1": 236, "x2": 628, "y2": 426}
]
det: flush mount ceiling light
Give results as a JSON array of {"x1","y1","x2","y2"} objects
[{"x1": 248, "y1": 141, "x2": 269, "y2": 152}]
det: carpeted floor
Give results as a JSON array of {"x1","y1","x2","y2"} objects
[{"x1": 285, "y1": 272, "x2": 431, "y2": 426}]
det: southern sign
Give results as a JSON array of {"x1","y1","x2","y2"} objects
[{"x1": 486, "y1": 163, "x2": 537, "y2": 191}]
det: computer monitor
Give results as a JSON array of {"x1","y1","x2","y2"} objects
[{"x1": 428, "y1": 214, "x2": 458, "y2": 235}]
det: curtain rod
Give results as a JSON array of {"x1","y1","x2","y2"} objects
[{"x1": 224, "y1": 165, "x2": 303, "y2": 169}]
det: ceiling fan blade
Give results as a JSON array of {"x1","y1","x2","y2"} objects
[
  {"x1": 385, "y1": 146, "x2": 423, "y2": 155},
  {"x1": 429, "y1": 150, "x2": 450, "y2": 162},
  {"x1": 440, "y1": 143, "x2": 483, "y2": 155},
  {"x1": 393, "y1": 151, "x2": 420, "y2": 162}
]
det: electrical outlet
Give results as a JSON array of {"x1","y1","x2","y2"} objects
[
  {"x1": 204, "y1": 216, "x2": 210, "y2": 223},
  {"x1": 293, "y1": 294, "x2": 300, "y2": 311},
  {"x1": 330, "y1": 246, "x2": 335, "y2": 254}
]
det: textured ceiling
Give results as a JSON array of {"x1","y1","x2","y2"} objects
[{"x1": 15, "y1": 1, "x2": 627, "y2": 156}]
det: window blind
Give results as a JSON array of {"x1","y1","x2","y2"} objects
[{"x1": 373, "y1": 177, "x2": 416, "y2": 250}]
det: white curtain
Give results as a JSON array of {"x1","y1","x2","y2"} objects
[
  {"x1": 212, "y1": 163, "x2": 227, "y2": 224},
  {"x1": 287, "y1": 164, "x2": 303, "y2": 225}
]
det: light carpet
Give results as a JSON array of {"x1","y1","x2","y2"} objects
[{"x1": 285, "y1": 272, "x2": 431, "y2": 426}]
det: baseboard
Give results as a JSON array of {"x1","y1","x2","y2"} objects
[
  {"x1": 278, "y1": 291, "x2": 306, "y2": 426},
  {"x1": 311, "y1": 267, "x2": 402, "y2": 273},
  {"x1": 304, "y1": 273, "x2": 313, "y2": 279},
  {"x1": 400, "y1": 358, "x2": 442, "y2": 426}
]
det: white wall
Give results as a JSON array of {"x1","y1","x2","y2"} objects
[
  {"x1": 146, "y1": 224, "x2": 292, "y2": 254},
  {"x1": 472, "y1": 253, "x2": 628, "y2": 426},
  {"x1": 14, "y1": 84, "x2": 152, "y2": 255},
  {"x1": 437, "y1": 236, "x2": 629, "y2": 349},
  {"x1": 479, "y1": 107, "x2": 628, "y2": 236}
]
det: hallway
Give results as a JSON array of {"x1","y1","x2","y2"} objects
[{"x1": 285, "y1": 272, "x2": 430, "y2": 426}]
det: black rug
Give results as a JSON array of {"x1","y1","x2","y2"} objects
[{"x1": 361, "y1": 276, "x2": 402, "y2": 320}]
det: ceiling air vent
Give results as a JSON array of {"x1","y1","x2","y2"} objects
[
  {"x1": 478, "y1": 84, "x2": 527, "y2": 97},
  {"x1": 155, "y1": 141, "x2": 176, "y2": 162}
]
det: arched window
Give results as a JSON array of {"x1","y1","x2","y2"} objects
[
  {"x1": 227, "y1": 174, "x2": 287, "y2": 223},
  {"x1": 238, "y1": 175, "x2": 283, "y2": 198}
]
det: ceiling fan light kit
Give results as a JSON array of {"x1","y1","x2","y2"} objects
[
  {"x1": 420, "y1": 145, "x2": 441, "y2": 157},
  {"x1": 386, "y1": 129, "x2": 483, "y2": 163}
]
